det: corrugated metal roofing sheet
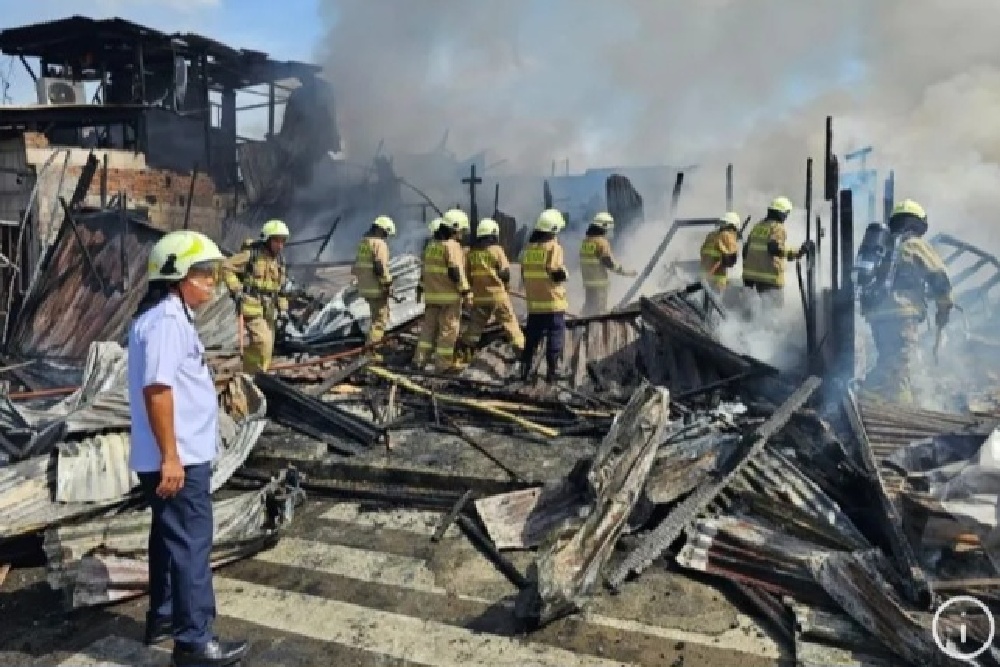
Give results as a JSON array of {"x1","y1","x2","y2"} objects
[{"x1": 7, "y1": 209, "x2": 161, "y2": 362}]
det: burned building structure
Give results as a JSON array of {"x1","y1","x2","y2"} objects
[{"x1": 0, "y1": 15, "x2": 340, "y2": 340}]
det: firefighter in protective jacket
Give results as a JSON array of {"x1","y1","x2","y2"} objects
[
  {"x1": 457, "y1": 218, "x2": 524, "y2": 362},
  {"x1": 741, "y1": 196, "x2": 812, "y2": 306},
  {"x1": 861, "y1": 199, "x2": 953, "y2": 404},
  {"x1": 519, "y1": 209, "x2": 569, "y2": 383},
  {"x1": 700, "y1": 212, "x2": 741, "y2": 291},
  {"x1": 414, "y1": 209, "x2": 472, "y2": 371},
  {"x1": 352, "y1": 215, "x2": 396, "y2": 359},
  {"x1": 222, "y1": 219, "x2": 290, "y2": 373},
  {"x1": 579, "y1": 212, "x2": 636, "y2": 316}
]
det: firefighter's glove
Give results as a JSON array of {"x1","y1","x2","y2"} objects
[
  {"x1": 415, "y1": 285, "x2": 423, "y2": 302},
  {"x1": 935, "y1": 306, "x2": 951, "y2": 328},
  {"x1": 462, "y1": 291, "x2": 474, "y2": 308},
  {"x1": 797, "y1": 240, "x2": 815, "y2": 259},
  {"x1": 229, "y1": 286, "x2": 243, "y2": 302}
]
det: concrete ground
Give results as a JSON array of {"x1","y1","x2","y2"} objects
[{"x1": 0, "y1": 497, "x2": 790, "y2": 667}]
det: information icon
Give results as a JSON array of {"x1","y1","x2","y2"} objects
[{"x1": 932, "y1": 595, "x2": 995, "y2": 661}]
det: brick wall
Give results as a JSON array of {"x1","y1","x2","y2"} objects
[{"x1": 25, "y1": 140, "x2": 233, "y2": 241}]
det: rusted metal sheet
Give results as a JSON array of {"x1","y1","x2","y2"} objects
[
  {"x1": 43, "y1": 473, "x2": 302, "y2": 609},
  {"x1": 789, "y1": 602, "x2": 897, "y2": 667},
  {"x1": 515, "y1": 382, "x2": 670, "y2": 627},
  {"x1": 474, "y1": 483, "x2": 587, "y2": 551},
  {"x1": 7, "y1": 209, "x2": 160, "y2": 363}
]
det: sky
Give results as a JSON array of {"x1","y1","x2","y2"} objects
[{"x1": 0, "y1": 0, "x2": 327, "y2": 137}]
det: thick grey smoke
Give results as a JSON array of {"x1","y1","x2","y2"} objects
[{"x1": 314, "y1": 0, "x2": 1000, "y2": 389}]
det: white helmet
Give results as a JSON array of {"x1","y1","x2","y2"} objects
[
  {"x1": 372, "y1": 215, "x2": 396, "y2": 236},
  {"x1": 535, "y1": 208, "x2": 565, "y2": 233},
  {"x1": 719, "y1": 211, "x2": 741, "y2": 227},
  {"x1": 428, "y1": 217, "x2": 443, "y2": 233},
  {"x1": 442, "y1": 208, "x2": 470, "y2": 232},
  {"x1": 148, "y1": 230, "x2": 224, "y2": 281},
  {"x1": 592, "y1": 211, "x2": 614, "y2": 229},
  {"x1": 261, "y1": 219, "x2": 290, "y2": 240},
  {"x1": 476, "y1": 218, "x2": 500, "y2": 237}
]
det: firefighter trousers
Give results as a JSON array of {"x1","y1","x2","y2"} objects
[
  {"x1": 242, "y1": 314, "x2": 276, "y2": 374},
  {"x1": 744, "y1": 279, "x2": 784, "y2": 309},
  {"x1": 865, "y1": 316, "x2": 921, "y2": 405},
  {"x1": 415, "y1": 303, "x2": 462, "y2": 370},
  {"x1": 582, "y1": 286, "x2": 608, "y2": 317},
  {"x1": 460, "y1": 298, "x2": 525, "y2": 351},
  {"x1": 521, "y1": 312, "x2": 566, "y2": 378},
  {"x1": 364, "y1": 296, "x2": 390, "y2": 345}
]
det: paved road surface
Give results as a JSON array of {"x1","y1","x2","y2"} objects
[{"x1": 0, "y1": 500, "x2": 786, "y2": 666}]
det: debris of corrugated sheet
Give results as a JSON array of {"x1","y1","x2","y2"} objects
[
  {"x1": 43, "y1": 471, "x2": 302, "y2": 609},
  {"x1": 515, "y1": 382, "x2": 669, "y2": 627},
  {"x1": 285, "y1": 254, "x2": 424, "y2": 346},
  {"x1": 807, "y1": 549, "x2": 986, "y2": 667},
  {"x1": 725, "y1": 447, "x2": 870, "y2": 551},
  {"x1": 475, "y1": 483, "x2": 588, "y2": 551},
  {"x1": 6, "y1": 209, "x2": 162, "y2": 365},
  {"x1": 788, "y1": 602, "x2": 897, "y2": 667},
  {"x1": 676, "y1": 515, "x2": 835, "y2": 603},
  {"x1": 193, "y1": 289, "x2": 240, "y2": 351},
  {"x1": 461, "y1": 314, "x2": 645, "y2": 391},
  {"x1": 0, "y1": 357, "x2": 267, "y2": 536},
  {"x1": 55, "y1": 433, "x2": 136, "y2": 503},
  {"x1": 0, "y1": 454, "x2": 128, "y2": 540}
]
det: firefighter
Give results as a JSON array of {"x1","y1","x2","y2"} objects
[
  {"x1": 519, "y1": 209, "x2": 569, "y2": 383},
  {"x1": 422, "y1": 217, "x2": 443, "y2": 259},
  {"x1": 741, "y1": 196, "x2": 811, "y2": 307},
  {"x1": 579, "y1": 211, "x2": 636, "y2": 316},
  {"x1": 700, "y1": 211, "x2": 741, "y2": 291},
  {"x1": 414, "y1": 208, "x2": 472, "y2": 371},
  {"x1": 456, "y1": 218, "x2": 524, "y2": 362},
  {"x1": 861, "y1": 199, "x2": 953, "y2": 404},
  {"x1": 222, "y1": 219, "x2": 290, "y2": 373},
  {"x1": 351, "y1": 215, "x2": 396, "y2": 360}
]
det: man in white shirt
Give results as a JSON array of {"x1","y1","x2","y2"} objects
[{"x1": 128, "y1": 230, "x2": 248, "y2": 667}]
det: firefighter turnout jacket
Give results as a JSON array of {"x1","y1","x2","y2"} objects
[
  {"x1": 353, "y1": 235, "x2": 392, "y2": 297},
  {"x1": 863, "y1": 234, "x2": 954, "y2": 321},
  {"x1": 521, "y1": 238, "x2": 568, "y2": 313},
  {"x1": 700, "y1": 228, "x2": 739, "y2": 287},
  {"x1": 422, "y1": 238, "x2": 470, "y2": 303},
  {"x1": 223, "y1": 240, "x2": 288, "y2": 318},
  {"x1": 467, "y1": 243, "x2": 512, "y2": 303},
  {"x1": 579, "y1": 235, "x2": 625, "y2": 288},
  {"x1": 742, "y1": 219, "x2": 798, "y2": 287}
]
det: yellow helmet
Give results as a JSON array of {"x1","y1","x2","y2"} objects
[
  {"x1": 592, "y1": 211, "x2": 614, "y2": 229},
  {"x1": 768, "y1": 196, "x2": 793, "y2": 214},
  {"x1": 476, "y1": 218, "x2": 500, "y2": 237},
  {"x1": 148, "y1": 230, "x2": 224, "y2": 281},
  {"x1": 891, "y1": 199, "x2": 926, "y2": 220},
  {"x1": 535, "y1": 208, "x2": 565, "y2": 233},
  {"x1": 428, "y1": 217, "x2": 443, "y2": 233},
  {"x1": 720, "y1": 211, "x2": 741, "y2": 227},
  {"x1": 442, "y1": 208, "x2": 470, "y2": 232},
  {"x1": 261, "y1": 219, "x2": 290, "y2": 240},
  {"x1": 372, "y1": 215, "x2": 396, "y2": 236}
]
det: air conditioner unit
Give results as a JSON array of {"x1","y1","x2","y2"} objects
[{"x1": 36, "y1": 78, "x2": 87, "y2": 105}]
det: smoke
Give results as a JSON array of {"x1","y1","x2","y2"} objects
[{"x1": 312, "y1": 0, "x2": 1000, "y2": 383}]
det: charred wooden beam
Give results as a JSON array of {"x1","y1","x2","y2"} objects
[{"x1": 254, "y1": 372, "x2": 385, "y2": 449}]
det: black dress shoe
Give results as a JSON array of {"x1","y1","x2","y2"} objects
[
  {"x1": 172, "y1": 638, "x2": 249, "y2": 666},
  {"x1": 143, "y1": 616, "x2": 172, "y2": 645}
]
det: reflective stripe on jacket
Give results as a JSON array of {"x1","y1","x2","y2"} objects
[
  {"x1": 422, "y1": 238, "x2": 469, "y2": 304},
  {"x1": 579, "y1": 235, "x2": 616, "y2": 288},
  {"x1": 742, "y1": 220, "x2": 789, "y2": 287},
  {"x1": 353, "y1": 236, "x2": 391, "y2": 298},
  {"x1": 520, "y1": 239, "x2": 568, "y2": 313},
  {"x1": 467, "y1": 244, "x2": 510, "y2": 303}
]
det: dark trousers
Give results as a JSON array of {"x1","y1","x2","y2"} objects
[
  {"x1": 137, "y1": 462, "x2": 216, "y2": 647},
  {"x1": 521, "y1": 312, "x2": 566, "y2": 374}
]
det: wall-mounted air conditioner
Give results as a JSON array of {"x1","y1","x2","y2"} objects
[{"x1": 36, "y1": 78, "x2": 87, "y2": 105}]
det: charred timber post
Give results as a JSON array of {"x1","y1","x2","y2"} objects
[
  {"x1": 615, "y1": 171, "x2": 685, "y2": 310},
  {"x1": 725, "y1": 163, "x2": 734, "y2": 210},
  {"x1": 804, "y1": 158, "x2": 818, "y2": 368},
  {"x1": 462, "y1": 164, "x2": 482, "y2": 236},
  {"x1": 456, "y1": 513, "x2": 528, "y2": 589},
  {"x1": 432, "y1": 489, "x2": 473, "y2": 543},
  {"x1": 183, "y1": 162, "x2": 199, "y2": 230},
  {"x1": 837, "y1": 189, "x2": 855, "y2": 379},
  {"x1": 58, "y1": 198, "x2": 107, "y2": 294}
]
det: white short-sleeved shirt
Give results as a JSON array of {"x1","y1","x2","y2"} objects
[{"x1": 127, "y1": 293, "x2": 219, "y2": 472}]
